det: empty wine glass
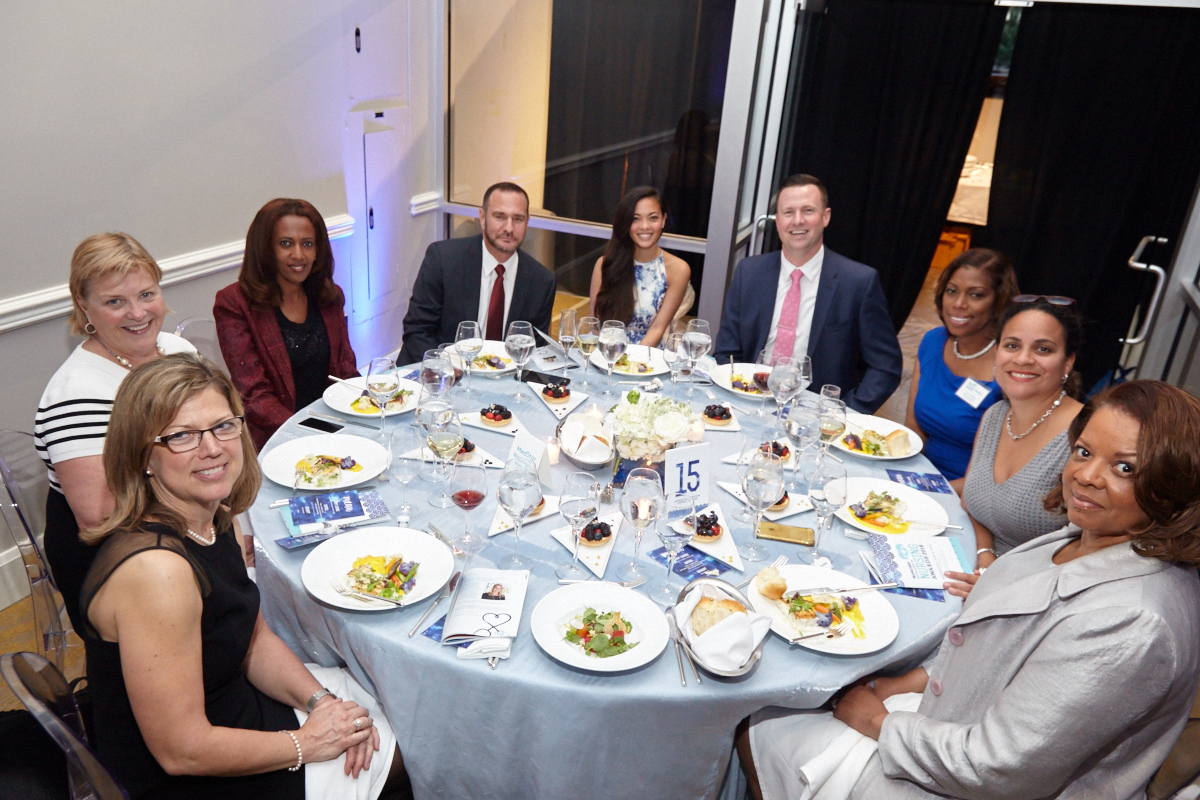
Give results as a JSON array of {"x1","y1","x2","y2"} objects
[
  {"x1": 795, "y1": 354, "x2": 813, "y2": 396},
  {"x1": 661, "y1": 331, "x2": 684, "y2": 398},
  {"x1": 389, "y1": 425, "x2": 422, "y2": 524},
  {"x1": 556, "y1": 472, "x2": 600, "y2": 580},
  {"x1": 768, "y1": 356, "x2": 804, "y2": 419},
  {"x1": 497, "y1": 466, "x2": 542, "y2": 569},
  {"x1": 617, "y1": 467, "x2": 663, "y2": 582},
  {"x1": 781, "y1": 405, "x2": 821, "y2": 493},
  {"x1": 505, "y1": 321, "x2": 537, "y2": 403},
  {"x1": 739, "y1": 450, "x2": 783, "y2": 563},
  {"x1": 682, "y1": 319, "x2": 712, "y2": 397},
  {"x1": 575, "y1": 316, "x2": 600, "y2": 391},
  {"x1": 418, "y1": 399, "x2": 461, "y2": 508},
  {"x1": 808, "y1": 462, "x2": 847, "y2": 567},
  {"x1": 598, "y1": 320, "x2": 628, "y2": 398},
  {"x1": 455, "y1": 321, "x2": 484, "y2": 399},
  {"x1": 558, "y1": 308, "x2": 577, "y2": 366},
  {"x1": 649, "y1": 492, "x2": 697, "y2": 606},
  {"x1": 366, "y1": 357, "x2": 398, "y2": 435},
  {"x1": 438, "y1": 342, "x2": 463, "y2": 396},
  {"x1": 450, "y1": 464, "x2": 487, "y2": 555}
]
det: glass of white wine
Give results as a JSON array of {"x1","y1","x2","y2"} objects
[
  {"x1": 575, "y1": 316, "x2": 600, "y2": 391},
  {"x1": 366, "y1": 357, "x2": 398, "y2": 436},
  {"x1": 455, "y1": 321, "x2": 484, "y2": 399},
  {"x1": 818, "y1": 397, "x2": 847, "y2": 464},
  {"x1": 419, "y1": 400, "x2": 462, "y2": 508},
  {"x1": 504, "y1": 320, "x2": 537, "y2": 403}
]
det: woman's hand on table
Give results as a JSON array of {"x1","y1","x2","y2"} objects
[
  {"x1": 299, "y1": 698, "x2": 374, "y2": 764},
  {"x1": 833, "y1": 685, "x2": 889, "y2": 740}
]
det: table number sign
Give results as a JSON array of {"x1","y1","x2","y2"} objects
[
  {"x1": 665, "y1": 442, "x2": 712, "y2": 512},
  {"x1": 509, "y1": 429, "x2": 554, "y2": 489}
]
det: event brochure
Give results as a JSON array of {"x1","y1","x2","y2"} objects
[
  {"x1": 867, "y1": 533, "x2": 969, "y2": 589},
  {"x1": 275, "y1": 489, "x2": 390, "y2": 550},
  {"x1": 860, "y1": 551, "x2": 946, "y2": 601},
  {"x1": 440, "y1": 568, "x2": 529, "y2": 645},
  {"x1": 886, "y1": 470, "x2": 954, "y2": 495},
  {"x1": 647, "y1": 545, "x2": 732, "y2": 580}
]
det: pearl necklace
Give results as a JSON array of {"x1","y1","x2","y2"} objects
[
  {"x1": 91, "y1": 335, "x2": 166, "y2": 369},
  {"x1": 186, "y1": 525, "x2": 216, "y2": 546},
  {"x1": 1006, "y1": 390, "x2": 1066, "y2": 440},
  {"x1": 952, "y1": 336, "x2": 996, "y2": 361}
]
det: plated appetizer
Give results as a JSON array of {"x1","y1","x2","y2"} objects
[
  {"x1": 702, "y1": 404, "x2": 732, "y2": 425},
  {"x1": 848, "y1": 490, "x2": 910, "y2": 534},
  {"x1": 480, "y1": 404, "x2": 513, "y2": 426},
  {"x1": 578, "y1": 519, "x2": 613, "y2": 547},
  {"x1": 542, "y1": 383, "x2": 571, "y2": 404},
  {"x1": 564, "y1": 607, "x2": 638, "y2": 658},
  {"x1": 613, "y1": 353, "x2": 652, "y2": 374},
  {"x1": 294, "y1": 454, "x2": 361, "y2": 488},
  {"x1": 685, "y1": 511, "x2": 724, "y2": 542},
  {"x1": 754, "y1": 566, "x2": 865, "y2": 639},
  {"x1": 841, "y1": 428, "x2": 911, "y2": 457},
  {"x1": 344, "y1": 554, "x2": 419, "y2": 601},
  {"x1": 349, "y1": 387, "x2": 413, "y2": 414},
  {"x1": 730, "y1": 371, "x2": 770, "y2": 394},
  {"x1": 472, "y1": 353, "x2": 512, "y2": 370}
]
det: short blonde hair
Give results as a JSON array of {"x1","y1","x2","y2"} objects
[
  {"x1": 68, "y1": 233, "x2": 163, "y2": 336},
  {"x1": 83, "y1": 353, "x2": 261, "y2": 545}
]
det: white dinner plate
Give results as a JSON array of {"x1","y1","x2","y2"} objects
[
  {"x1": 834, "y1": 477, "x2": 949, "y2": 536},
  {"x1": 589, "y1": 344, "x2": 670, "y2": 377},
  {"x1": 831, "y1": 413, "x2": 924, "y2": 461},
  {"x1": 746, "y1": 564, "x2": 899, "y2": 655},
  {"x1": 451, "y1": 340, "x2": 517, "y2": 376},
  {"x1": 709, "y1": 363, "x2": 773, "y2": 399},
  {"x1": 322, "y1": 376, "x2": 422, "y2": 418},
  {"x1": 531, "y1": 583, "x2": 669, "y2": 673},
  {"x1": 261, "y1": 433, "x2": 388, "y2": 490},
  {"x1": 301, "y1": 526, "x2": 455, "y2": 610}
]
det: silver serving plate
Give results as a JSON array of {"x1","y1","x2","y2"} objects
[
  {"x1": 555, "y1": 414, "x2": 615, "y2": 471},
  {"x1": 675, "y1": 577, "x2": 765, "y2": 677}
]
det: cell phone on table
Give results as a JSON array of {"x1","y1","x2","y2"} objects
[
  {"x1": 298, "y1": 417, "x2": 344, "y2": 434},
  {"x1": 518, "y1": 370, "x2": 570, "y2": 386}
]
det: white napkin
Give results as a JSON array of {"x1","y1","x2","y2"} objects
[
  {"x1": 456, "y1": 638, "x2": 512, "y2": 660},
  {"x1": 559, "y1": 415, "x2": 614, "y2": 462},
  {"x1": 676, "y1": 584, "x2": 771, "y2": 672}
]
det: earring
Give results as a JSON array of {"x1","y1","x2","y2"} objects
[
  {"x1": 84, "y1": 322, "x2": 97, "y2": 335},
  {"x1": 145, "y1": 470, "x2": 153, "y2": 476},
  {"x1": 1061, "y1": 374, "x2": 1069, "y2": 385}
]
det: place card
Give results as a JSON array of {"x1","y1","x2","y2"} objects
[
  {"x1": 508, "y1": 430, "x2": 554, "y2": 489},
  {"x1": 488, "y1": 495, "x2": 561, "y2": 536},
  {"x1": 549, "y1": 511, "x2": 622, "y2": 578}
]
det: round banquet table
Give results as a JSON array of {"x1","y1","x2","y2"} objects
[{"x1": 251, "y1": 370, "x2": 974, "y2": 800}]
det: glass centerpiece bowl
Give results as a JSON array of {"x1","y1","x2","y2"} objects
[{"x1": 607, "y1": 390, "x2": 702, "y2": 487}]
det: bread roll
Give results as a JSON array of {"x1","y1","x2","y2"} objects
[
  {"x1": 885, "y1": 429, "x2": 910, "y2": 456},
  {"x1": 754, "y1": 566, "x2": 787, "y2": 601},
  {"x1": 691, "y1": 596, "x2": 746, "y2": 636}
]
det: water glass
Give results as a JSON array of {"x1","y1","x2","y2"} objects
[
  {"x1": 420, "y1": 349, "x2": 454, "y2": 400},
  {"x1": 781, "y1": 407, "x2": 821, "y2": 492},
  {"x1": 808, "y1": 462, "x2": 847, "y2": 566},
  {"x1": 661, "y1": 331, "x2": 685, "y2": 397},
  {"x1": 599, "y1": 320, "x2": 628, "y2": 397},
  {"x1": 617, "y1": 467, "x2": 662, "y2": 582},
  {"x1": 558, "y1": 308, "x2": 577, "y2": 361},
  {"x1": 389, "y1": 425, "x2": 422, "y2": 524},
  {"x1": 768, "y1": 356, "x2": 804, "y2": 418},
  {"x1": 649, "y1": 492, "x2": 697, "y2": 606},
  {"x1": 418, "y1": 400, "x2": 462, "y2": 508},
  {"x1": 497, "y1": 467, "x2": 541, "y2": 569},
  {"x1": 733, "y1": 436, "x2": 762, "y2": 522},
  {"x1": 505, "y1": 321, "x2": 537, "y2": 403},
  {"x1": 455, "y1": 321, "x2": 484, "y2": 398},
  {"x1": 682, "y1": 319, "x2": 712, "y2": 397},
  {"x1": 556, "y1": 472, "x2": 600, "y2": 580},
  {"x1": 739, "y1": 450, "x2": 783, "y2": 563}
]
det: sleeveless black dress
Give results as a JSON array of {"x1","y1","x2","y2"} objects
[{"x1": 79, "y1": 523, "x2": 304, "y2": 799}]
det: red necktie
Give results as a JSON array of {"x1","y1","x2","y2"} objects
[{"x1": 485, "y1": 264, "x2": 506, "y2": 341}]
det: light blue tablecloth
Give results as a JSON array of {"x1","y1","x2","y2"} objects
[{"x1": 251, "y1": 374, "x2": 972, "y2": 800}]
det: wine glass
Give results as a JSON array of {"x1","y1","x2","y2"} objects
[
  {"x1": 661, "y1": 331, "x2": 684, "y2": 398},
  {"x1": 438, "y1": 343, "x2": 463, "y2": 395},
  {"x1": 781, "y1": 405, "x2": 821, "y2": 493},
  {"x1": 497, "y1": 466, "x2": 542, "y2": 569},
  {"x1": 682, "y1": 319, "x2": 711, "y2": 397},
  {"x1": 505, "y1": 321, "x2": 536, "y2": 403},
  {"x1": 366, "y1": 357, "x2": 398, "y2": 436},
  {"x1": 389, "y1": 425, "x2": 422, "y2": 524},
  {"x1": 556, "y1": 472, "x2": 600, "y2": 580},
  {"x1": 558, "y1": 308, "x2": 577, "y2": 367},
  {"x1": 818, "y1": 398, "x2": 847, "y2": 463},
  {"x1": 820, "y1": 384, "x2": 841, "y2": 402},
  {"x1": 455, "y1": 321, "x2": 484, "y2": 399},
  {"x1": 575, "y1": 316, "x2": 600, "y2": 391},
  {"x1": 739, "y1": 450, "x2": 783, "y2": 563},
  {"x1": 420, "y1": 349, "x2": 454, "y2": 400},
  {"x1": 808, "y1": 462, "x2": 847, "y2": 567},
  {"x1": 419, "y1": 400, "x2": 462, "y2": 508},
  {"x1": 649, "y1": 492, "x2": 697, "y2": 606},
  {"x1": 795, "y1": 354, "x2": 813, "y2": 396},
  {"x1": 450, "y1": 464, "x2": 487, "y2": 555},
  {"x1": 598, "y1": 320, "x2": 628, "y2": 398},
  {"x1": 768, "y1": 356, "x2": 804, "y2": 420},
  {"x1": 617, "y1": 467, "x2": 663, "y2": 582},
  {"x1": 749, "y1": 349, "x2": 774, "y2": 418}
]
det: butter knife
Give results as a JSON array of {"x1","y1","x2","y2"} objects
[
  {"x1": 667, "y1": 608, "x2": 701, "y2": 685},
  {"x1": 409, "y1": 571, "x2": 461, "y2": 637},
  {"x1": 666, "y1": 608, "x2": 686, "y2": 687}
]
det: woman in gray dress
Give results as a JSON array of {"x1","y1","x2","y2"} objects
[{"x1": 743, "y1": 380, "x2": 1200, "y2": 800}]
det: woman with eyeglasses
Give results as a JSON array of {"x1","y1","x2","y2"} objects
[
  {"x1": 945, "y1": 296, "x2": 1085, "y2": 596},
  {"x1": 78, "y1": 354, "x2": 410, "y2": 800}
]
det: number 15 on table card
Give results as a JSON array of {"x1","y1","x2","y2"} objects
[{"x1": 664, "y1": 442, "x2": 712, "y2": 511}]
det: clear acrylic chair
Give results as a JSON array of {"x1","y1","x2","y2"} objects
[
  {"x1": 0, "y1": 430, "x2": 70, "y2": 670},
  {"x1": 173, "y1": 317, "x2": 228, "y2": 373},
  {"x1": 1, "y1": 652, "x2": 128, "y2": 800}
]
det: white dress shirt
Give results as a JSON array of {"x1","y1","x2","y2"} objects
[
  {"x1": 477, "y1": 241, "x2": 518, "y2": 337},
  {"x1": 763, "y1": 245, "x2": 823, "y2": 362}
]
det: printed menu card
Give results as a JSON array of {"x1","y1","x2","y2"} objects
[{"x1": 440, "y1": 568, "x2": 530, "y2": 645}]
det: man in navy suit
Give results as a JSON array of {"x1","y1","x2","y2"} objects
[
  {"x1": 399, "y1": 182, "x2": 557, "y2": 365},
  {"x1": 713, "y1": 174, "x2": 901, "y2": 413}
]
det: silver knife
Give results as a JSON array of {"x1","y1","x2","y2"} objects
[
  {"x1": 667, "y1": 608, "x2": 701, "y2": 685},
  {"x1": 308, "y1": 411, "x2": 377, "y2": 431},
  {"x1": 409, "y1": 571, "x2": 461, "y2": 637},
  {"x1": 787, "y1": 583, "x2": 899, "y2": 597},
  {"x1": 426, "y1": 523, "x2": 466, "y2": 558},
  {"x1": 665, "y1": 608, "x2": 686, "y2": 687}
]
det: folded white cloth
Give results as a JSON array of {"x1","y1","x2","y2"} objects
[
  {"x1": 749, "y1": 692, "x2": 923, "y2": 800},
  {"x1": 676, "y1": 584, "x2": 772, "y2": 672},
  {"x1": 457, "y1": 637, "x2": 512, "y2": 660}
]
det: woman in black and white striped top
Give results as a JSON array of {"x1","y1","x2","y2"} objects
[{"x1": 34, "y1": 233, "x2": 194, "y2": 633}]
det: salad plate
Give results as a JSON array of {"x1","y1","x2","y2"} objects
[
  {"x1": 746, "y1": 564, "x2": 899, "y2": 655},
  {"x1": 831, "y1": 413, "x2": 923, "y2": 461},
  {"x1": 262, "y1": 433, "x2": 388, "y2": 490},
  {"x1": 709, "y1": 363, "x2": 773, "y2": 399},
  {"x1": 301, "y1": 526, "x2": 455, "y2": 611},
  {"x1": 834, "y1": 477, "x2": 948, "y2": 536},
  {"x1": 449, "y1": 340, "x2": 517, "y2": 376},
  {"x1": 588, "y1": 344, "x2": 670, "y2": 377},
  {"x1": 322, "y1": 376, "x2": 421, "y2": 418},
  {"x1": 531, "y1": 582, "x2": 669, "y2": 673}
]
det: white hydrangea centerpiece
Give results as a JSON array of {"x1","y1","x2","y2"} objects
[{"x1": 607, "y1": 390, "x2": 702, "y2": 462}]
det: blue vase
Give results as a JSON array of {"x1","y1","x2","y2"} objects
[{"x1": 612, "y1": 456, "x2": 666, "y2": 488}]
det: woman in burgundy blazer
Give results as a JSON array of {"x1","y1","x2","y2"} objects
[{"x1": 215, "y1": 198, "x2": 359, "y2": 450}]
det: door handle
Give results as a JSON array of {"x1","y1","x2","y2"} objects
[
  {"x1": 1121, "y1": 235, "x2": 1169, "y2": 345},
  {"x1": 749, "y1": 214, "x2": 775, "y2": 256}
]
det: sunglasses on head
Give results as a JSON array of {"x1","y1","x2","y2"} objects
[{"x1": 1012, "y1": 294, "x2": 1076, "y2": 306}]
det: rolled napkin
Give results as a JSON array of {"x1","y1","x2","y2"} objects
[
  {"x1": 676, "y1": 584, "x2": 772, "y2": 672},
  {"x1": 457, "y1": 637, "x2": 512, "y2": 660}
]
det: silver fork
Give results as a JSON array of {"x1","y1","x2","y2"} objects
[
  {"x1": 788, "y1": 621, "x2": 852, "y2": 644},
  {"x1": 736, "y1": 555, "x2": 788, "y2": 590},
  {"x1": 329, "y1": 580, "x2": 403, "y2": 606}
]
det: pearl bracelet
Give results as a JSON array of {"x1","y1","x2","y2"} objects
[{"x1": 281, "y1": 730, "x2": 303, "y2": 772}]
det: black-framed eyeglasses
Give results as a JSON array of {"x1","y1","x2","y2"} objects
[
  {"x1": 1013, "y1": 294, "x2": 1076, "y2": 306},
  {"x1": 153, "y1": 416, "x2": 245, "y2": 453}
]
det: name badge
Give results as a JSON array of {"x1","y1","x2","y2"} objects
[{"x1": 955, "y1": 377, "x2": 991, "y2": 409}]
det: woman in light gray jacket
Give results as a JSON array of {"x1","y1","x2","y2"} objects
[{"x1": 745, "y1": 380, "x2": 1200, "y2": 800}]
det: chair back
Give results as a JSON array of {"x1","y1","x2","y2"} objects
[
  {"x1": 1, "y1": 652, "x2": 128, "y2": 800},
  {"x1": 173, "y1": 317, "x2": 228, "y2": 373}
]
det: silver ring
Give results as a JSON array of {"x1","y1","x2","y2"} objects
[{"x1": 353, "y1": 717, "x2": 363, "y2": 730}]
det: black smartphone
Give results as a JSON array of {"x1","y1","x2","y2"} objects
[
  {"x1": 298, "y1": 417, "x2": 344, "y2": 433},
  {"x1": 518, "y1": 370, "x2": 570, "y2": 386}
]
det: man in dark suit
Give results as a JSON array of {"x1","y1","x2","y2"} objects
[
  {"x1": 713, "y1": 174, "x2": 901, "y2": 413},
  {"x1": 399, "y1": 182, "x2": 557, "y2": 365}
]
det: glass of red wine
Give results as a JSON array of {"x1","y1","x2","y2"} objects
[
  {"x1": 751, "y1": 349, "x2": 774, "y2": 418},
  {"x1": 449, "y1": 463, "x2": 487, "y2": 555}
]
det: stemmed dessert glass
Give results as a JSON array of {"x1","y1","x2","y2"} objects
[
  {"x1": 617, "y1": 467, "x2": 663, "y2": 582},
  {"x1": 739, "y1": 450, "x2": 783, "y2": 563},
  {"x1": 556, "y1": 472, "x2": 600, "y2": 580},
  {"x1": 455, "y1": 321, "x2": 484, "y2": 399},
  {"x1": 808, "y1": 462, "x2": 847, "y2": 568},
  {"x1": 450, "y1": 464, "x2": 487, "y2": 555},
  {"x1": 366, "y1": 357, "x2": 398, "y2": 436},
  {"x1": 650, "y1": 492, "x2": 697, "y2": 606},
  {"x1": 575, "y1": 316, "x2": 600, "y2": 391},
  {"x1": 505, "y1": 321, "x2": 536, "y2": 403},
  {"x1": 682, "y1": 319, "x2": 712, "y2": 397},
  {"x1": 417, "y1": 399, "x2": 461, "y2": 508},
  {"x1": 497, "y1": 464, "x2": 542, "y2": 569},
  {"x1": 598, "y1": 320, "x2": 628, "y2": 398},
  {"x1": 389, "y1": 425, "x2": 422, "y2": 524}
]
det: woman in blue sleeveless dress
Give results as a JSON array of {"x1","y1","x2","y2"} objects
[
  {"x1": 905, "y1": 249, "x2": 1017, "y2": 487},
  {"x1": 590, "y1": 187, "x2": 692, "y2": 346}
]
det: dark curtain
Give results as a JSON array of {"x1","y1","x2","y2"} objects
[
  {"x1": 972, "y1": 4, "x2": 1200, "y2": 391},
  {"x1": 779, "y1": 0, "x2": 1007, "y2": 329}
]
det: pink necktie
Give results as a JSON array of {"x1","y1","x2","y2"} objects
[{"x1": 772, "y1": 269, "x2": 803, "y2": 364}]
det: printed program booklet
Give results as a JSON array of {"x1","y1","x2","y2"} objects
[
  {"x1": 439, "y1": 568, "x2": 529, "y2": 645},
  {"x1": 275, "y1": 489, "x2": 390, "y2": 550},
  {"x1": 867, "y1": 533, "x2": 969, "y2": 589}
]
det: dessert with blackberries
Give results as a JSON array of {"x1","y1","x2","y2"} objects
[
  {"x1": 702, "y1": 404, "x2": 732, "y2": 426},
  {"x1": 542, "y1": 383, "x2": 571, "y2": 404},
  {"x1": 454, "y1": 439, "x2": 476, "y2": 462},
  {"x1": 686, "y1": 510, "x2": 724, "y2": 542},
  {"x1": 770, "y1": 490, "x2": 790, "y2": 512},
  {"x1": 759, "y1": 440, "x2": 791, "y2": 462},
  {"x1": 578, "y1": 519, "x2": 613, "y2": 547},
  {"x1": 481, "y1": 404, "x2": 513, "y2": 427}
]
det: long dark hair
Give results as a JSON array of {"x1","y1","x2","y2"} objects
[
  {"x1": 594, "y1": 187, "x2": 667, "y2": 324},
  {"x1": 238, "y1": 198, "x2": 341, "y2": 309}
]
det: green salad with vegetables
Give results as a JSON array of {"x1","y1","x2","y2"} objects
[{"x1": 564, "y1": 607, "x2": 638, "y2": 659}]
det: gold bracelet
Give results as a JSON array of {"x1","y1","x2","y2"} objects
[{"x1": 281, "y1": 730, "x2": 303, "y2": 772}]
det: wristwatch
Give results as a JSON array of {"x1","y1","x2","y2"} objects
[{"x1": 306, "y1": 688, "x2": 336, "y2": 713}]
